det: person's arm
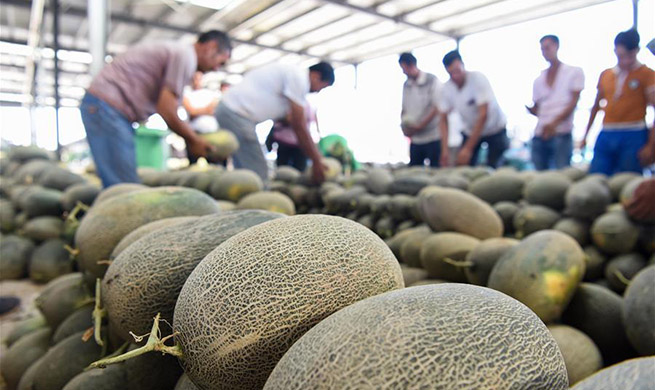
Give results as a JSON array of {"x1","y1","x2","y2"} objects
[
  {"x1": 157, "y1": 86, "x2": 213, "y2": 158},
  {"x1": 288, "y1": 99, "x2": 325, "y2": 183},
  {"x1": 456, "y1": 103, "x2": 488, "y2": 166},
  {"x1": 581, "y1": 91, "x2": 603, "y2": 149},
  {"x1": 637, "y1": 87, "x2": 655, "y2": 166},
  {"x1": 526, "y1": 103, "x2": 538, "y2": 116},
  {"x1": 439, "y1": 112, "x2": 450, "y2": 167}
]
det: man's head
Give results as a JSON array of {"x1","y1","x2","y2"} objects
[
  {"x1": 614, "y1": 29, "x2": 640, "y2": 70},
  {"x1": 399, "y1": 52, "x2": 419, "y2": 79},
  {"x1": 195, "y1": 30, "x2": 232, "y2": 72},
  {"x1": 443, "y1": 50, "x2": 466, "y2": 87},
  {"x1": 308, "y1": 62, "x2": 335, "y2": 92},
  {"x1": 539, "y1": 35, "x2": 560, "y2": 64}
]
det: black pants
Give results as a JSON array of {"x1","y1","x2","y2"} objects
[
  {"x1": 409, "y1": 140, "x2": 441, "y2": 167},
  {"x1": 277, "y1": 143, "x2": 308, "y2": 171},
  {"x1": 462, "y1": 128, "x2": 509, "y2": 168}
]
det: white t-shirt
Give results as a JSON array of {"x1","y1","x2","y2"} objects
[
  {"x1": 221, "y1": 63, "x2": 309, "y2": 123},
  {"x1": 184, "y1": 86, "x2": 219, "y2": 134},
  {"x1": 532, "y1": 63, "x2": 585, "y2": 136},
  {"x1": 439, "y1": 71, "x2": 506, "y2": 137},
  {"x1": 401, "y1": 71, "x2": 442, "y2": 144}
]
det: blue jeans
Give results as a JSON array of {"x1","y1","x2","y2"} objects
[
  {"x1": 589, "y1": 128, "x2": 648, "y2": 176},
  {"x1": 462, "y1": 128, "x2": 509, "y2": 168},
  {"x1": 409, "y1": 140, "x2": 442, "y2": 167},
  {"x1": 80, "y1": 93, "x2": 140, "y2": 188},
  {"x1": 531, "y1": 133, "x2": 573, "y2": 170}
]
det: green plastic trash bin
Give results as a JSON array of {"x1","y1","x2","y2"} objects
[{"x1": 134, "y1": 126, "x2": 169, "y2": 171}]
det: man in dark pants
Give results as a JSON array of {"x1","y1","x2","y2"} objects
[
  {"x1": 81, "y1": 30, "x2": 231, "y2": 187},
  {"x1": 438, "y1": 51, "x2": 509, "y2": 168},
  {"x1": 399, "y1": 52, "x2": 446, "y2": 167}
]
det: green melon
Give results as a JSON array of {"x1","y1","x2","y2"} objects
[
  {"x1": 0, "y1": 198, "x2": 16, "y2": 233},
  {"x1": 388, "y1": 194, "x2": 416, "y2": 221},
  {"x1": 8, "y1": 146, "x2": 53, "y2": 163},
  {"x1": 173, "y1": 215, "x2": 404, "y2": 390},
  {"x1": 419, "y1": 232, "x2": 480, "y2": 281},
  {"x1": 524, "y1": 172, "x2": 572, "y2": 210},
  {"x1": 571, "y1": 357, "x2": 654, "y2": 390},
  {"x1": 174, "y1": 374, "x2": 199, "y2": 390},
  {"x1": 553, "y1": 218, "x2": 590, "y2": 246},
  {"x1": 493, "y1": 201, "x2": 520, "y2": 234},
  {"x1": 124, "y1": 344, "x2": 184, "y2": 390},
  {"x1": 274, "y1": 166, "x2": 302, "y2": 183},
  {"x1": 3, "y1": 314, "x2": 46, "y2": 347},
  {"x1": 583, "y1": 246, "x2": 607, "y2": 281},
  {"x1": 374, "y1": 216, "x2": 395, "y2": 239},
  {"x1": 237, "y1": 191, "x2": 296, "y2": 215},
  {"x1": 469, "y1": 172, "x2": 524, "y2": 204},
  {"x1": 0, "y1": 327, "x2": 52, "y2": 390},
  {"x1": 22, "y1": 216, "x2": 63, "y2": 241},
  {"x1": 591, "y1": 211, "x2": 639, "y2": 255},
  {"x1": 560, "y1": 166, "x2": 587, "y2": 182},
  {"x1": 264, "y1": 284, "x2": 568, "y2": 390},
  {"x1": 75, "y1": 186, "x2": 220, "y2": 279},
  {"x1": 386, "y1": 225, "x2": 430, "y2": 260},
  {"x1": 399, "y1": 265, "x2": 428, "y2": 286},
  {"x1": 547, "y1": 324, "x2": 603, "y2": 385},
  {"x1": 513, "y1": 205, "x2": 560, "y2": 239},
  {"x1": 605, "y1": 253, "x2": 646, "y2": 293},
  {"x1": 0, "y1": 235, "x2": 35, "y2": 280},
  {"x1": 365, "y1": 168, "x2": 393, "y2": 194},
  {"x1": 398, "y1": 228, "x2": 432, "y2": 267},
  {"x1": 201, "y1": 130, "x2": 240, "y2": 162},
  {"x1": 62, "y1": 364, "x2": 127, "y2": 390},
  {"x1": 61, "y1": 183, "x2": 101, "y2": 212},
  {"x1": 208, "y1": 169, "x2": 264, "y2": 202},
  {"x1": 418, "y1": 186, "x2": 503, "y2": 239},
  {"x1": 52, "y1": 304, "x2": 94, "y2": 345},
  {"x1": 388, "y1": 174, "x2": 431, "y2": 195},
  {"x1": 430, "y1": 173, "x2": 470, "y2": 190},
  {"x1": 29, "y1": 238, "x2": 74, "y2": 283},
  {"x1": 488, "y1": 230, "x2": 585, "y2": 323},
  {"x1": 38, "y1": 167, "x2": 86, "y2": 191},
  {"x1": 562, "y1": 283, "x2": 636, "y2": 364},
  {"x1": 12, "y1": 160, "x2": 54, "y2": 184},
  {"x1": 35, "y1": 273, "x2": 93, "y2": 329},
  {"x1": 103, "y1": 210, "x2": 284, "y2": 340},
  {"x1": 608, "y1": 172, "x2": 641, "y2": 201},
  {"x1": 623, "y1": 265, "x2": 655, "y2": 356},
  {"x1": 464, "y1": 237, "x2": 519, "y2": 285},
  {"x1": 564, "y1": 179, "x2": 611, "y2": 219}
]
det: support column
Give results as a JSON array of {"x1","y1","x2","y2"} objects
[
  {"x1": 52, "y1": 0, "x2": 61, "y2": 160},
  {"x1": 88, "y1": 0, "x2": 108, "y2": 77},
  {"x1": 632, "y1": 0, "x2": 639, "y2": 29}
]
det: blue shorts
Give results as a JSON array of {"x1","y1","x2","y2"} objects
[{"x1": 589, "y1": 128, "x2": 648, "y2": 176}]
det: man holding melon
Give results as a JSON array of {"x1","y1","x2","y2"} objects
[
  {"x1": 216, "y1": 62, "x2": 335, "y2": 183},
  {"x1": 81, "y1": 30, "x2": 232, "y2": 187}
]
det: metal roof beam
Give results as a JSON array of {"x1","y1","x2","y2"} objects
[{"x1": 318, "y1": 0, "x2": 457, "y2": 39}]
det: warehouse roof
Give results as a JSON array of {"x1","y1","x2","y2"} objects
[{"x1": 0, "y1": 0, "x2": 615, "y2": 106}]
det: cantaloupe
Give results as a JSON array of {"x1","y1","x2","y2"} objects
[
  {"x1": 488, "y1": 230, "x2": 585, "y2": 323},
  {"x1": 547, "y1": 324, "x2": 603, "y2": 385},
  {"x1": 75, "y1": 186, "x2": 220, "y2": 278},
  {"x1": 570, "y1": 357, "x2": 654, "y2": 390},
  {"x1": 110, "y1": 216, "x2": 198, "y2": 258},
  {"x1": 93, "y1": 183, "x2": 147, "y2": 205},
  {"x1": 417, "y1": 186, "x2": 503, "y2": 239},
  {"x1": 173, "y1": 215, "x2": 404, "y2": 390},
  {"x1": 365, "y1": 168, "x2": 393, "y2": 194},
  {"x1": 236, "y1": 191, "x2": 295, "y2": 215},
  {"x1": 264, "y1": 284, "x2": 568, "y2": 390},
  {"x1": 622, "y1": 265, "x2": 655, "y2": 356},
  {"x1": 103, "y1": 210, "x2": 285, "y2": 340},
  {"x1": 419, "y1": 232, "x2": 480, "y2": 281},
  {"x1": 562, "y1": 283, "x2": 636, "y2": 364}
]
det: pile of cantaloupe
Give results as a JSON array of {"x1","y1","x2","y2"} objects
[{"x1": 1, "y1": 145, "x2": 654, "y2": 390}]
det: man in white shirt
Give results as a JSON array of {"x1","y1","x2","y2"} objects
[
  {"x1": 399, "y1": 52, "x2": 446, "y2": 167},
  {"x1": 527, "y1": 35, "x2": 584, "y2": 170},
  {"x1": 438, "y1": 51, "x2": 509, "y2": 168},
  {"x1": 216, "y1": 62, "x2": 334, "y2": 182}
]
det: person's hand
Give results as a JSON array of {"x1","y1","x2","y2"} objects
[
  {"x1": 440, "y1": 149, "x2": 450, "y2": 167},
  {"x1": 402, "y1": 125, "x2": 420, "y2": 137},
  {"x1": 187, "y1": 135, "x2": 215, "y2": 159},
  {"x1": 625, "y1": 179, "x2": 655, "y2": 223},
  {"x1": 579, "y1": 137, "x2": 587, "y2": 151},
  {"x1": 311, "y1": 159, "x2": 327, "y2": 184},
  {"x1": 456, "y1": 146, "x2": 473, "y2": 166},
  {"x1": 525, "y1": 105, "x2": 537, "y2": 115},
  {"x1": 542, "y1": 123, "x2": 556, "y2": 140},
  {"x1": 637, "y1": 140, "x2": 655, "y2": 166}
]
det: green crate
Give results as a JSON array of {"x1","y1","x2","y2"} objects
[{"x1": 135, "y1": 126, "x2": 169, "y2": 171}]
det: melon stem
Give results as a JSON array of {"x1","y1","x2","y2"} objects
[
  {"x1": 614, "y1": 270, "x2": 632, "y2": 286},
  {"x1": 442, "y1": 257, "x2": 473, "y2": 268},
  {"x1": 88, "y1": 313, "x2": 184, "y2": 369},
  {"x1": 93, "y1": 278, "x2": 107, "y2": 346}
]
